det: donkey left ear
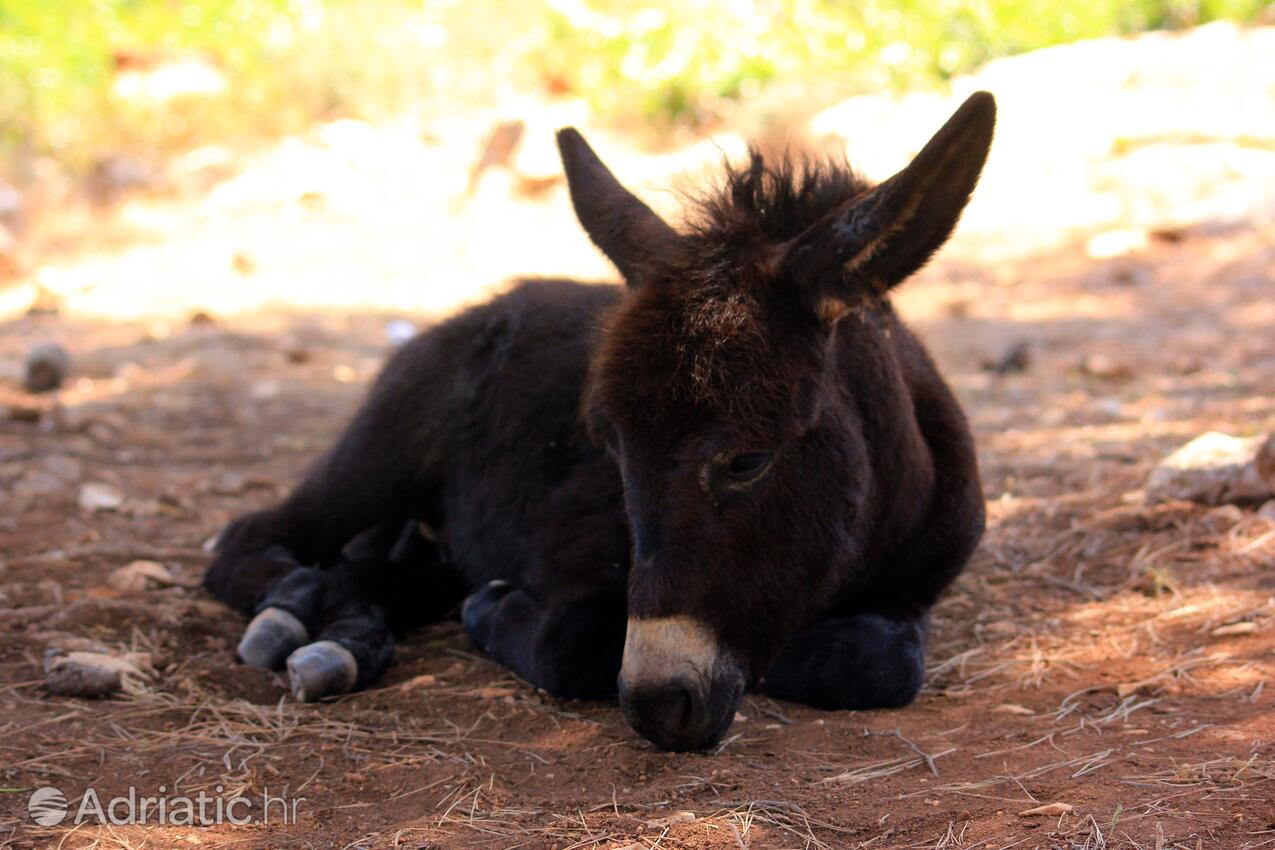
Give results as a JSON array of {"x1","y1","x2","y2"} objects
[
  {"x1": 786, "y1": 91, "x2": 996, "y2": 315},
  {"x1": 557, "y1": 128, "x2": 678, "y2": 284}
]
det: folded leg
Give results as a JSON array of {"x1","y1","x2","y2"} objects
[
  {"x1": 756, "y1": 610, "x2": 929, "y2": 710},
  {"x1": 462, "y1": 580, "x2": 625, "y2": 700}
]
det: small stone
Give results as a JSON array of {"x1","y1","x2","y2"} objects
[
  {"x1": 646, "y1": 811, "x2": 696, "y2": 828},
  {"x1": 45, "y1": 658, "x2": 120, "y2": 697},
  {"x1": 249, "y1": 379, "x2": 281, "y2": 400},
  {"x1": 210, "y1": 470, "x2": 248, "y2": 495},
  {"x1": 1146, "y1": 432, "x2": 1275, "y2": 505},
  {"x1": 1019, "y1": 802, "x2": 1073, "y2": 817},
  {"x1": 108, "y1": 560, "x2": 174, "y2": 592},
  {"x1": 23, "y1": 343, "x2": 71, "y2": 393},
  {"x1": 79, "y1": 482, "x2": 124, "y2": 512},
  {"x1": 385, "y1": 319, "x2": 416, "y2": 346},
  {"x1": 44, "y1": 650, "x2": 151, "y2": 698},
  {"x1": 1080, "y1": 353, "x2": 1134, "y2": 381},
  {"x1": 1092, "y1": 398, "x2": 1124, "y2": 418},
  {"x1": 993, "y1": 703, "x2": 1035, "y2": 715},
  {"x1": 1085, "y1": 229, "x2": 1147, "y2": 259},
  {"x1": 982, "y1": 340, "x2": 1031, "y2": 375},
  {"x1": 1257, "y1": 500, "x2": 1275, "y2": 522}
]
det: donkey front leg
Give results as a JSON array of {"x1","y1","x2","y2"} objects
[
  {"x1": 756, "y1": 610, "x2": 929, "y2": 710},
  {"x1": 462, "y1": 582, "x2": 626, "y2": 700}
]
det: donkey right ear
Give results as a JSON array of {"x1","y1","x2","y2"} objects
[{"x1": 557, "y1": 128, "x2": 677, "y2": 284}]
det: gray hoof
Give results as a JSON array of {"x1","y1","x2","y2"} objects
[
  {"x1": 286, "y1": 640, "x2": 358, "y2": 702},
  {"x1": 237, "y1": 607, "x2": 309, "y2": 670}
]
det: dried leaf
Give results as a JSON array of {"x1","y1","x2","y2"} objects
[{"x1": 1211, "y1": 621, "x2": 1257, "y2": 637}]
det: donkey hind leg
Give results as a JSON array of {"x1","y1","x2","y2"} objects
[
  {"x1": 239, "y1": 521, "x2": 467, "y2": 702},
  {"x1": 232, "y1": 519, "x2": 405, "y2": 677},
  {"x1": 755, "y1": 610, "x2": 930, "y2": 710},
  {"x1": 204, "y1": 362, "x2": 434, "y2": 617},
  {"x1": 462, "y1": 581, "x2": 626, "y2": 700}
]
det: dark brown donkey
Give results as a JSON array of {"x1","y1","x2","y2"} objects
[{"x1": 204, "y1": 92, "x2": 994, "y2": 751}]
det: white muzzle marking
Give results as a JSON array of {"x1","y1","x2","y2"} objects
[{"x1": 620, "y1": 616, "x2": 724, "y2": 688}]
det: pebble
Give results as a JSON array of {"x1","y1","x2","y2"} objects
[
  {"x1": 1080, "y1": 353, "x2": 1134, "y2": 381},
  {"x1": 108, "y1": 560, "x2": 175, "y2": 592},
  {"x1": 23, "y1": 343, "x2": 71, "y2": 393},
  {"x1": 1146, "y1": 431, "x2": 1275, "y2": 505},
  {"x1": 44, "y1": 650, "x2": 152, "y2": 698},
  {"x1": 79, "y1": 482, "x2": 124, "y2": 512}
]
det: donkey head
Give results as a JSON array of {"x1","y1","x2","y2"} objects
[{"x1": 559, "y1": 92, "x2": 995, "y2": 750}]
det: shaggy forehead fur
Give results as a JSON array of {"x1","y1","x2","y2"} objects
[{"x1": 585, "y1": 150, "x2": 872, "y2": 430}]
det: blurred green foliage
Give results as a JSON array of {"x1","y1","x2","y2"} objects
[{"x1": 0, "y1": 0, "x2": 1269, "y2": 174}]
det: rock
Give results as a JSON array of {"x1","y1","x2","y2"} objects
[
  {"x1": 982, "y1": 340, "x2": 1031, "y2": 375},
  {"x1": 1145, "y1": 432, "x2": 1275, "y2": 505},
  {"x1": 384, "y1": 319, "x2": 416, "y2": 346},
  {"x1": 1019, "y1": 802, "x2": 1073, "y2": 818},
  {"x1": 1080, "y1": 353, "x2": 1134, "y2": 381},
  {"x1": 993, "y1": 703, "x2": 1035, "y2": 715},
  {"x1": 44, "y1": 650, "x2": 151, "y2": 698},
  {"x1": 249, "y1": 379, "x2": 281, "y2": 400},
  {"x1": 23, "y1": 343, "x2": 71, "y2": 393},
  {"x1": 1085, "y1": 229, "x2": 1148, "y2": 259},
  {"x1": 1258, "y1": 500, "x2": 1275, "y2": 522},
  {"x1": 79, "y1": 482, "x2": 124, "y2": 512},
  {"x1": 108, "y1": 560, "x2": 175, "y2": 592},
  {"x1": 210, "y1": 470, "x2": 249, "y2": 495},
  {"x1": 646, "y1": 812, "x2": 696, "y2": 829}
]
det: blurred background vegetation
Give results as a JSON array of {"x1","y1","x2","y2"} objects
[{"x1": 0, "y1": 0, "x2": 1272, "y2": 178}]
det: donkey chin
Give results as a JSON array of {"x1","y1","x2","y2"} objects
[{"x1": 617, "y1": 616, "x2": 747, "y2": 751}]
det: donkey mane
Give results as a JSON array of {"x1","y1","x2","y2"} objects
[{"x1": 682, "y1": 149, "x2": 872, "y2": 249}]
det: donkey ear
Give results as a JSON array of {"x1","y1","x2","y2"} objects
[
  {"x1": 557, "y1": 128, "x2": 677, "y2": 284},
  {"x1": 787, "y1": 92, "x2": 995, "y2": 315}
]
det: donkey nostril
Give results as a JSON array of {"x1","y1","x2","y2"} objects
[
  {"x1": 654, "y1": 685, "x2": 693, "y2": 729},
  {"x1": 621, "y1": 680, "x2": 709, "y2": 750}
]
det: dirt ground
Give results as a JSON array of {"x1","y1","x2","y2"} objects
[{"x1": 2, "y1": 25, "x2": 1275, "y2": 850}]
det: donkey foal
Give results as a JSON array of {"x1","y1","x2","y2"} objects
[{"x1": 205, "y1": 92, "x2": 995, "y2": 751}]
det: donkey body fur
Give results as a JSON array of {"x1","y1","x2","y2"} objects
[{"x1": 205, "y1": 93, "x2": 995, "y2": 750}]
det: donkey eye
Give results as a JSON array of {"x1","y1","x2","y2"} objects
[{"x1": 725, "y1": 451, "x2": 772, "y2": 482}]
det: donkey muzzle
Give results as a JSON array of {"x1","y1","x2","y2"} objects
[{"x1": 618, "y1": 616, "x2": 745, "y2": 751}]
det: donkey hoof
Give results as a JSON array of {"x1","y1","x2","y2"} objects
[
  {"x1": 237, "y1": 607, "x2": 309, "y2": 670},
  {"x1": 286, "y1": 640, "x2": 358, "y2": 702}
]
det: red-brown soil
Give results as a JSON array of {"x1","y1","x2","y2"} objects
[{"x1": 1, "y1": 214, "x2": 1272, "y2": 849}]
